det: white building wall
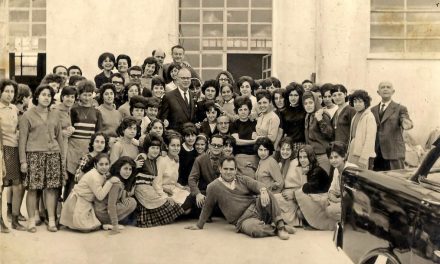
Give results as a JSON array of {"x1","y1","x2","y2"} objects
[{"x1": 46, "y1": 0, "x2": 179, "y2": 79}]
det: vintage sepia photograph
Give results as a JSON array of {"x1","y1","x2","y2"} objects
[{"x1": 1, "y1": 0, "x2": 440, "y2": 263}]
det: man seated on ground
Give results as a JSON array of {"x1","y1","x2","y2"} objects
[{"x1": 185, "y1": 156, "x2": 295, "y2": 240}]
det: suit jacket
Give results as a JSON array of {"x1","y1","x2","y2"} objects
[
  {"x1": 160, "y1": 88, "x2": 195, "y2": 131},
  {"x1": 371, "y1": 101, "x2": 413, "y2": 160}
]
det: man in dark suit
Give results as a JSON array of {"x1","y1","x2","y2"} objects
[
  {"x1": 372, "y1": 81, "x2": 413, "y2": 171},
  {"x1": 160, "y1": 67, "x2": 195, "y2": 131}
]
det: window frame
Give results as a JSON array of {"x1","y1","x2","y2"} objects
[{"x1": 369, "y1": 0, "x2": 440, "y2": 60}]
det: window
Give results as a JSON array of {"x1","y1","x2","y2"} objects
[
  {"x1": 14, "y1": 52, "x2": 38, "y2": 76},
  {"x1": 262, "y1": 54, "x2": 271, "y2": 78},
  {"x1": 179, "y1": 0, "x2": 272, "y2": 79},
  {"x1": 8, "y1": 0, "x2": 46, "y2": 52},
  {"x1": 370, "y1": 0, "x2": 440, "y2": 57}
]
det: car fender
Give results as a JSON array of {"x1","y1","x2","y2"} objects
[{"x1": 359, "y1": 248, "x2": 401, "y2": 264}]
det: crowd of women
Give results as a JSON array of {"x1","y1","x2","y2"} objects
[{"x1": 0, "y1": 51, "x2": 380, "y2": 235}]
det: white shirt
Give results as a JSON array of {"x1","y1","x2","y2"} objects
[
  {"x1": 219, "y1": 177, "x2": 236, "y2": 190},
  {"x1": 379, "y1": 100, "x2": 391, "y2": 112},
  {"x1": 178, "y1": 87, "x2": 190, "y2": 103}
]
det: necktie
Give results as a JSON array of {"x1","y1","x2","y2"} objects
[
  {"x1": 184, "y1": 91, "x2": 189, "y2": 106},
  {"x1": 379, "y1": 103, "x2": 385, "y2": 120}
]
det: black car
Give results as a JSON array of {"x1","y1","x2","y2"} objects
[{"x1": 335, "y1": 137, "x2": 440, "y2": 264}]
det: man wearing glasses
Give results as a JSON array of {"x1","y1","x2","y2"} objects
[
  {"x1": 160, "y1": 68, "x2": 195, "y2": 131},
  {"x1": 110, "y1": 73, "x2": 126, "y2": 108},
  {"x1": 187, "y1": 134, "x2": 224, "y2": 216}
]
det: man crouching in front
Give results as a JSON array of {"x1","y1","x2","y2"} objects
[{"x1": 185, "y1": 156, "x2": 295, "y2": 240}]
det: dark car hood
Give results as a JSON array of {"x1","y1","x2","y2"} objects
[{"x1": 382, "y1": 168, "x2": 418, "y2": 179}]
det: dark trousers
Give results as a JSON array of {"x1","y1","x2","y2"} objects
[
  {"x1": 373, "y1": 148, "x2": 405, "y2": 171},
  {"x1": 63, "y1": 172, "x2": 75, "y2": 202}
]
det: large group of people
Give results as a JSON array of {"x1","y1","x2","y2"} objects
[{"x1": 0, "y1": 44, "x2": 417, "y2": 240}]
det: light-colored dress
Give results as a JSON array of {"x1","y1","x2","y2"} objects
[
  {"x1": 157, "y1": 155, "x2": 190, "y2": 204},
  {"x1": 60, "y1": 168, "x2": 113, "y2": 231},
  {"x1": 274, "y1": 159, "x2": 307, "y2": 226}
]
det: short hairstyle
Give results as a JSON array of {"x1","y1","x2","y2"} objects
[
  {"x1": 302, "y1": 91, "x2": 322, "y2": 112},
  {"x1": 146, "y1": 119, "x2": 164, "y2": 134},
  {"x1": 330, "y1": 84, "x2": 348, "y2": 95},
  {"x1": 320, "y1": 83, "x2": 334, "y2": 96},
  {"x1": 209, "y1": 134, "x2": 224, "y2": 144},
  {"x1": 0, "y1": 79, "x2": 18, "y2": 102},
  {"x1": 129, "y1": 95, "x2": 146, "y2": 115},
  {"x1": 97, "y1": 83, "x2": 117, "y2": 104},
  {"x1": 204, "y1": 100, "x2": 221, "y2": 116},
  {"x1": 68, "y1": 75, "x2": 86, "y2": 86},
  {"x1": 128, "y1": 66, "x2": 143, "y2": 75},
  {"x1": 166, "y1": 62, "x2": 182, "y2": 81},
  {"x1": 41, "y1": 73, "x2": 64, "y2": 85},
  {"x1": 171, "y1": 45, "x2": 185, "y2": 53},
  {"x1": 223, "y1": 135, "x2": 237, "y2": 155},
  {"x1": 152, "y1": 49, "x2": 166, "y2": 58},
  {"x1": 116, "y1": 116, "x2": 139, "y2": 137},
  {"x1": 237, "y1": 76, "x2": 258, "y2": 95},
  {"x1": 67, "y1": 65, "x2": 82, "y2": 76},
  {"x1": 124, "y1": 82, "x2": 140, "y2": 101},
  {"x1": 60, "y1": 86, "x2": 77, "y2": 102},
  {"x1": 278, "y1": 136, "x2": 294, "y2": 151},
  {"x1": 269, "y1": 77, "x2": 281, "y2": 88},
  {"x1": 151, "y1": 76, "x2": 165, "y2": 87},
  {"x1": 284, "y1": 82, "x2": 304, "y2": 108},
  {"x1": 13, "y1": 83, "x2": 31, "y2": 104},
  {"x1": 271, "y1": 88, "x2": 285, "y2": 107},
  {"x1": 97, "y1": 52, "x2": 116, "y2": 69},
  {"x1": 32, "y1": 84, "x2": 55, "y2": 107},
  {"x1": 220, "y1": 155, "x2": 237, "y2": 168},
  {"x1": 259, "y1": 78, "x2": 273, "y2": 90},
  {"x1": 326, "y1": 141, "x2": 348, "y2": 158},
  {"x1": 52, "y1": 65, "x2": 67, "y2": 74},
  {"x1": 220, "y1": 83, "x2": 234, "y2": 96},
  {"x1": 109, "y1": 156, "x2": 137, "y2": 191},
  {"x1": 142, "y1": 132, "x2": 163, "y2": 153},
  {"x1": 234, "y1": 96, "x2": 253, "y2": 113},
  {"x1": 142, "y1": 57, "x2": 159, "y2": 75},
  {"x1": 93, "y1": 152, "x2": 110, "y2": 166},
  {"x1": 255, "y1": 89, "x2": 272, "y2": 102},
  {"x1": 201, "y1": 79, "x2": 219, "y2": 96},
  {"x1": 302, "y1": 79, "x2": 313, "y2": 85},
  {"x1": 116, "y1": 54, "x2": 132, "y2": 68},
  {"x1": 76, "y1": 80, "x2": 96, "y2": 95},
  {"x1": 181, "y1": 123, "x2": 197, "y2": 137},
  {"x1": 216, "y1": 71, "x2": 235, "y2": 87},
  {"x1": 254, "y1": 136, "x2": 274, "y2": 156},
  {"x1": 88, "y1": 132, "x2": 110, "y2": 153},
  {"x1": 145, "y1": 97, "x2": 160, "y2": 109},
  {"x1": 349, "y1": 90, "x2": 371, "y2": 109},
  {"x1": 164, "y1": 130, "x2": 182, "y2": 146},
  {"x1": 110, "y1": 72, "x2": 125, "y2": 84},
  {"x1": 297, "y1": 145, "x2": 318, "y2": 169},
  {"x1": 196, "y1": 134, "x2": 208, "y2": 147}
]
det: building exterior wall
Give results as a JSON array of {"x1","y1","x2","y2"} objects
[
  {"x1": 46, "y1": 0, "x2": 179, "y2": 79},
  {"x1": 275, "y1": 0, "x2": 440, "y2": 143}
]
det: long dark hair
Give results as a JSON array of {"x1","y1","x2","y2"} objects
[{"x1": 109, "y1": 156, "x2": 136, "y2": 191}]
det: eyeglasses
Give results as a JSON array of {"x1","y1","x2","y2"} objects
[
  {"x1": 130, "y1": 74, "x2": 142, "y2": 78},
  {"x1": 112, "y1": 81, "x2": 124, "y2": 85},
  {"x1": 219, "y1": 78, "x2": 229, "y2": 82},
  {"x1": 210, "y1": 144, "x2": 223, "y2": 149}
]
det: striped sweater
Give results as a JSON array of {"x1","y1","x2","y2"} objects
[{"x1": 70, "y1": 105, "x2": 103, "y2": 139}]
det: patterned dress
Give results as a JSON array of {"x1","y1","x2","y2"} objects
[{"x1": 135, "y1": 154, "x2": 184, "y2": 228}]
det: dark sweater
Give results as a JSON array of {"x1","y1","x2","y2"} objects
[
  {"x1": 301, "y1": 166, "x2": 330, "y2": 194},
  {"x1": 280, "y1": 106, "x2": 306, "y2": 143},
  {"x1": 304, "y1": 112, "x2": 333, "y2": 155},
  {"x1": 178, "y1": 147, "x2": 198, "y2": 186},
  {"x1": 332, "y1": 105, "x2": 356, "y2": 145},
  {"x1": 230, "y1": 119, "x2": 257, "y2": 155},
  {"x1": 197, "y1": 175, "x2": 264, "y2": 228},
  {"x1": 94, "y1": 72, "x2": 112, "y2": 90}
]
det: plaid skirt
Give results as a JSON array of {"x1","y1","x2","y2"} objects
[
  {"x1": 3, "y1": 146, "x2": 22, "y2": 186},
  {"x1": 136, "y1": 200, "x2": 184, "y2": 228},
  {"x1": 23, "y1": 152, "x2": 63, "y2": 190}
]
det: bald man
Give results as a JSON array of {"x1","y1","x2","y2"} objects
[
  {"x1": 152, "y1": 49, "x2": 166, "y2": 80},
  {"x1": 371, "y1": 81, "x2": 413, "y2": 171}
]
